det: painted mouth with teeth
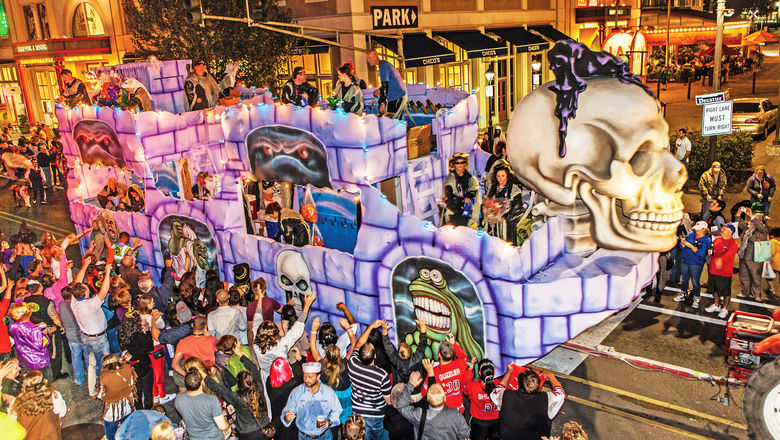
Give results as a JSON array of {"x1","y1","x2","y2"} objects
[{"x1": 414, "y1": 295, "x2": 452, "y2": 331}]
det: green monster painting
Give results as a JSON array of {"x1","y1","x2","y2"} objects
[{"x1": 402, "y1": 267, "x2": 484, "y2": 361}]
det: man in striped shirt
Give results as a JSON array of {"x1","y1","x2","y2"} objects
[{"x1": 347, "y1": 319, "x2": 392, "y2": 440}]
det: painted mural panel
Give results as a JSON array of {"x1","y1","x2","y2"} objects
[
  {"x1": 73, "y1": 119, "x2": 127, "y2": 169},
  {"x1": 158, "y1": 215, "x2": 218, "y2": 287},
  {"x1": 392, "y1": 256, "x2": 485, "y2": 360},
  {"x1": 246, "y1": 125, "x2": 332, "y2": 188}
]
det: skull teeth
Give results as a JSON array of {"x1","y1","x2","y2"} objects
[{"x1": 625, "y1": 209, "x2": 683, "y2": 231}]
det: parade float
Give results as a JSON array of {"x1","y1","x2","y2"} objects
[{"x1": 55, "y1": 41, "x2": 683, "y2": 372}]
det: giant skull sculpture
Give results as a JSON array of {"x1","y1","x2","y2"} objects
[
  {"x1": 506, "y1": 42, "x2": 686, "y2": 252},
  {"x1": 276, "y1": 250, "x2": 313, "y2": 312}
]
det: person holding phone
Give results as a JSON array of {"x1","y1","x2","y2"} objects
[{"x1": 673, "y1": 221, "x2": 712, "y2": 309}]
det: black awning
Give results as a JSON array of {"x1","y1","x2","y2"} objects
[
  {"x1": 489, "y1": 27, "x2": 550, "y2": 53},
  {"x1": 292, "y1": 39, "x2": 331, "y2": 56},
  {"x1": 435, "y1": 31, "x2": 508, "y2": 59},
  {"x1": 372, "y1": 33, "x2": 456, "y2": 68},
  {"x1": 529, "y1": 25, "x2": 572, "y2": 42}
]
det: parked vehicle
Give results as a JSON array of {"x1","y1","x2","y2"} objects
[{"x1": 731, "y1": 98, "x2": 778, "y2": 139}]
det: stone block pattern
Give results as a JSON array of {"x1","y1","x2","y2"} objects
[{"x1": 56, "y1": 82, "x2": 655, "y2": 374}]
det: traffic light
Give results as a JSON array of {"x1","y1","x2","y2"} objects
[
  {"x1": 184, "y1": 0, "x2": 203, "y2": 25},
  {"x1": 250, "y1": 0, "x2": 271, "y2": 22}
]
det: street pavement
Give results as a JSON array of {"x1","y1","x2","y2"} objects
[{"x1": 0, "y1": 41, "x2": 779, "y2": 440}]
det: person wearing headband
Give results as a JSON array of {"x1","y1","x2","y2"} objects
[
  {"x1": 442, "y1": 154, "x2": 480, "y2": 227},
  {"x1": 281, "y1": 361, "x2": 342, "y2": 439}
]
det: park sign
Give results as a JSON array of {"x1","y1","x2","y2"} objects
[
  {"x1": 371, "y1": 6, "x2": 418, "y2": 30},
  {"x1": 695, "y1": 92, "x2": 725, "y2": 105},
  {"x1": 701, "y1": 100, "x2": 732, "y2": 137}
]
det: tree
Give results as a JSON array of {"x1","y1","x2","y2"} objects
[
  {"x1": 671, "y1": 129, "x2": 755, "y2": 191},
  {"x1": 123, "y1": 0, "x2": 295, "y2": 91}
]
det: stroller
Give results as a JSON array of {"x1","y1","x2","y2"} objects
[{"x1": 11, "y1": 180, "x2": 31, "y2": 207}]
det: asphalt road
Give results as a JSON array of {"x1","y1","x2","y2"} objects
[{"x1": 1, "y1": 42, "x2": 779, "y2": 440}]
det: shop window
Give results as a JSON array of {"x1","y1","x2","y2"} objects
[
  {"x1": 509, "y1": 58, "x2": 514, "y2": 109},
  {"x1": 317, "y1": 53, "x2": 331, "y2": 75},
  {"x1": 286, "y1": 51, "x2": 333, "y2": 99},
  {"x1": 438, "y1": 64, "x2": 469, "y2": 91},
  {"x1": 405, "y1": 70, "x2": 416, "y2": 85},
  {"x1": 1, "y1": 67, "x2": 16, "y2": 82},
  {"x1": 73, "y1": 2, "x2": 105, "y2": 37},
  {"x1": 530, "y1": 54, "x2": 543, "y2": 91},
  {"x1": 319, "y1": 79, "x2": 332, "y2": 97},
  {"x1": 374, "y1": 45, "x2": 400, "y2": 69}
]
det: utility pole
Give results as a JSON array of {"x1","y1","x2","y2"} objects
[
  {"x1": 774, "y1": 79, "x2": 780, "y2": 145},
  {"x1": 708, "y1": 0, "x2": 725, "y2": 166},
  {"x1": 665, "y1": 0, "x2": 672, "y2": 69}
]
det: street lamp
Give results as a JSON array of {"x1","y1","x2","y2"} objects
[{"x1": 485, "y1": 64, "x2": 496, "y2": 151}]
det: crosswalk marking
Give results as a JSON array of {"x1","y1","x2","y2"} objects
[
  {"x1": 662, "y1": 286, "x2": 776, "y2": 310},
  {"x1": 636, "y1": 303, "x2": 728, "y2": 326}
]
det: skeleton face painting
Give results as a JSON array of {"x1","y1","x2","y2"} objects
[
  {"x1": 275, "y1": 250, "x2": 312, "y2": 311},
  {"x1": 73, "y1": 120, "x2": 126, "y2": 169},
  {"x1": 506, "y1": 77, "x2": 686, "y2": 251},
  {"x1": 246, "y1": 125, "x2": 332, "y2": 188},
  {"x1": 392, "y1": 257, "x2": 485, "y2": 361}
]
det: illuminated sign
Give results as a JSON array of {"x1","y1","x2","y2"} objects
[{"x1": 16, "y1": 43, "x2": 48, "y2": 53}]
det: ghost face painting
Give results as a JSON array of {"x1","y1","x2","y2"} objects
[
  {"x1": 73, "y1": 120, "x2": 127, "y2": 169},
  {"x1": 246, "y1": 125, "x2": 332, "y2": 188}
]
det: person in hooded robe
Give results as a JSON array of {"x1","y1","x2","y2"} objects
[{"x1": 185, "y1": 61, "x2": 221, "y2": 111}]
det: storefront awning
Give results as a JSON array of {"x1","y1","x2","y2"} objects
[
  {"x1": 489, "y1": 27, "x2": 550, "y2": 53},
  {"x1": 292, "y1": 39, "x2": 331, "y2": 56},
  {"x1": 373, "y1": 34, "x2": 456, "y2": 68},
  {"x1": 434, "y1": 31, "x2": 508, "y2": 59},
  {"x1": 529, "y1": 25, "x2": 572, "y2": 42}
]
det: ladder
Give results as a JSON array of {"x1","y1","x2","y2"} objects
[
  {"x1": 189, "y1": 140, "x2": 220, "y2": 175},
  {"x1": 406, "y1": 158, "x2": 440, "y2": 226}
]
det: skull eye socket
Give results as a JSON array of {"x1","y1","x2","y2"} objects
[
  {"x1": 296, "y1": 280, "x2": 309, "y2": 291},
  {"x1": 420, "y1": 269, "x2": 430, "y2": 280},
  {"x1": 280, "y1": 275, "x2": 293, "y2": 286},
  {"x1": 628, "y1": 142, "x2": 655, "y2": 177}
]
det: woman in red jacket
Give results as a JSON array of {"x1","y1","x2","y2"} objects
[{"x1": 463, "y1": 359, "x2": 500, "y2": 440}]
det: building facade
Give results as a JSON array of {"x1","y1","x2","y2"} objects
[
  {"x1": 4, "y1": 0, "x2": 133, "y2": 127},
  {"x1": 282, "y1": 0, "x2": 573, "y2": 130}
]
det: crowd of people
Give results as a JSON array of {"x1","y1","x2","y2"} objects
[
  {"x1": 281, "y1": 51, "x2": 407, "y2": 121},
  {"x1": 645, "y1": 133, "x2": 779, "y2": 319},
  {"x1": 0, "y1": 219, "x2": 590, "y2": 440},
  {"x1": 0, "y1": 126, "x2": 66, "y2": 208}
]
